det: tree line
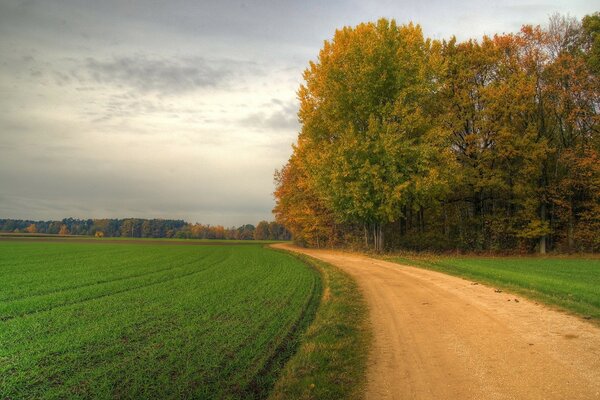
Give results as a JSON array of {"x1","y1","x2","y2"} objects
[
  {"x1": 0, "y1": 218, "x2": 290, "y2": 241},
  {"x1": 274, "y1": 14, "x2": 600, "y2": 253}
]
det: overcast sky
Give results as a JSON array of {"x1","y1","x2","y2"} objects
[{"x1": 0, "y1": 0, "x2": 597, "y2": 225}]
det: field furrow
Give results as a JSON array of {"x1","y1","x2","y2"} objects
[
  {"x1": 0, "y1": 252, "x2": 231, "y2": 321},
  {"x1": 0, "y1": 241, "x2": 318, "y2": 399}
]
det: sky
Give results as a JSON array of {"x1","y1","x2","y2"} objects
[{"x1": 0, "y1": 0, "x2": 598, "y2": 226}]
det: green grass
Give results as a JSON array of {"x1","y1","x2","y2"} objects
[
  {"x1": 386, "y1": 254, "x2": 600, "y2": 321},
  {"x1": 0, "y1": 241, "x2": 319, "y2": 399},
  {"x1": 269, "y1": 253, "x2": 370, "y2": 400}
]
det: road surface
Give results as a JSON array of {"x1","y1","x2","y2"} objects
[{"x1": 274, "y1": 243, "x2": 600, "y2": 400}]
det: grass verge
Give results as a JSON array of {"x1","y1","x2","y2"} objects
[
  {"x1": 269, "y1": 252, "x2": 370, "y2": 400},
  {"x1": 386, "y1": 254, "x2": 600, "y2": 322}
]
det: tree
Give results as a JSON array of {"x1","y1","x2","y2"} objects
[
  {"x1": 275, "y1": 14, "x2": 599, "y2": 253},
  {"x1": 254, "y1": 221, "x2": 270, "y2": 240},
  {"x1": 48, "y1": 221, "x2": 62, "y2": 234},
  {"x1": 58, "y1": 224, "x2": 69, "y2": 235},
  {"x1": 293, "y1": 19, "x2": 447, "y2": 251},
  {"x1": 274, "y1": 148, "x2": 339, "y2": 247},
  {"x1": 582, "y1": 13, "x2": 600, "y2": 74},
  {"x1": 237, "y1": 224, "x2": 255, "y2": 240},
  {"x1": 141, "y1": 220, "x2": 152, "y2": 238}
]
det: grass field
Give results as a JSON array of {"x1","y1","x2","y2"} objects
[
  {"x1": 0, "y1": 240, "x2": 320, "y2": 399},
  {"x1": 388, "y1": 254, "x2": 600, "y2": 321}
]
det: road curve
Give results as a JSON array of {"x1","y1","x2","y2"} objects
[{"x1": 273, "y1": 243, "x2": 600, "y2": 400}]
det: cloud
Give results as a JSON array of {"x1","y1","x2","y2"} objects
[
  {"x1": 241, "y1": 99, "x2": 299, "y2": 132},
  {"x1": 44, "y1": 53, "x2": 269, "y2": 123},
  {"x1": 83, "y1": 55, "x2": 233, "y2": 95},
  {"x1": 2, "y1": 0, "x2": 596, "y2": 226}
]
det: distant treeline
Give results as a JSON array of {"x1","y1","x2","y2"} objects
[
  {"x1": 275, "y1": 14, "x2": 600, "y2": 253},
  {"x1": 0, "y1": 218, "x2": 291, "y2": 240}
]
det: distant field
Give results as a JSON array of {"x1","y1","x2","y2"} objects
[
  {"x1": 388, "y1": 255, "x2": 600, "y2": 321},
  {"x1": 0, "y1": 240, "x2": 319, "y2": 399},
  {"x1": 0, "y1": 233, "x2": 282, "y2": 245}
]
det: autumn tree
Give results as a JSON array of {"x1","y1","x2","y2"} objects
[
  {"x1": 25, "y1": 223, "x2": 37, "y2": 234},
  {"x1": 274, "y1": 146, "x2": 339, "y2": 247},
  {"x1": 291, "y1": 19, "x2": 447, "y2": 251},
  {"x1": 58, "y1": 224, "x2": 69, "y2": 235},
  {"x1": 275, "y1": 14, "x2": 599, "y2": 253},
  {"x1": 254, "y1": 221, "x2": 270, "y2": 240}
]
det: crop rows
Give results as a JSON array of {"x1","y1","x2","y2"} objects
[{"x1": 0, "y1": 241, "x2": 319, "y2": 399}]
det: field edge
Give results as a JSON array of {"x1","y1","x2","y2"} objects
[
  {"x1": 384, "y1": 255, "x2": 599, "y2": 325},
  {"x1": 243, "y1": 246, "x2": 323, "y2": 398},
  {"x1": 268, "y1": 249, "x2": 371, "y2": 400}
]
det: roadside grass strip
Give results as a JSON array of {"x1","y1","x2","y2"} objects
[{"x1": 269, "y1": 252, "x2": 370, "y2": 400}]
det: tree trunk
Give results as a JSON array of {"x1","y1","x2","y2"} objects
[
  {"x1": 538, "y1": 157, "x2": 549, "y2": 255},
  {"x1": 372, "y1": 224, "x2": 376, "y2": 251},
  {"x1": 480, "y1": 192, "x2": 485, "y2": 250},
  {"x1": 400, "y1": 206, "x2": 406, "y2": 236},
  {"x1": 539, "y1": 235, "x2": 546, "y2": 254},
  {"x1": 443, "y1": 204, "x2": 449, "y2": 238},
  {"x1": 372, "y1": 223, "x2": 385, "y2": 252},
  {"x1": 567, "y1": 196, "x2": 574, "y2": 252},
  {"x1": 539, "y1": 202, "x2": 547, "y2": 255}
]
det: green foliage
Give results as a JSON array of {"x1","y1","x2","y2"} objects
[
  {"x1": 275, "y1": 14, "x2": 600, "y2": 253},
  {"x1": 0, "y1": 241, "x2": 319, "y2": 399},
  {"x1": 582, "y1": 12, "x2": 600, "y2": 74},
  {"x1": 517, "y1": 219, "x2": 552, "y2": 240},
  {"x1": 288, "y1": 20, "x2": 450, "y2": 251}
]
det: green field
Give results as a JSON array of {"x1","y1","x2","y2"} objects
[
  {"x1": 0, "y1": 241, "x2": 320, "y2": 399},
  {"x1": 388, "y1": 254, "x2": 600, "y2": 321}
]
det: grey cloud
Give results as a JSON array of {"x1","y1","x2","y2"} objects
[
  {"x1": 242, "y1": 100, "x2": 299, "y2": 132},
  {"x1": 87, "y1": 97, "x2": 171, "y2": 122},
  {"x1": 264, "y1": 110, "x2": 299, "y2": 131},
  {"x1": 83, "y1": 55, "x2": 231, "y2": 95},
  {"x1": 2, "y1": 0, "x2": 596, "y2": 225},
  {"x1": 51, "y1": 54, "x2": 267, "y2": 123}
]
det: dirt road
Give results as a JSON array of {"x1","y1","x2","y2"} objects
[{"x1": 274, "y1": 243, "x2": 600, "y2": 400}]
